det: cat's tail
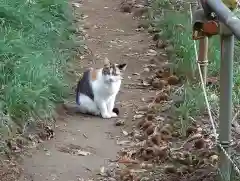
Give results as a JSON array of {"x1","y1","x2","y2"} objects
[
  {"x1": 63, "y1": 103, "x2": 120, "y2": 116},
  {"x1": 62, "y1": 103, "x2": 81, "y2": 115},
  {"x1": 75, "y1": 80, "x2": 81, "y2": 105}
]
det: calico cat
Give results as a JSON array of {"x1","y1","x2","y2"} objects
[{"x1": 75, "y1": 57, "x2": 127, "y2": 119}]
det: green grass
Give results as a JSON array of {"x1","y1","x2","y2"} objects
[{"x1": 0, "y1": 0, "x2": 81, "y2": 144}]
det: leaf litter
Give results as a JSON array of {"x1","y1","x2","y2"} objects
[{"x1": 57, "y1": 143, "x2": 93, "y2": 156}]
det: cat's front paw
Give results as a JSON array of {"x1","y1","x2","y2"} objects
[
  {"x1": 101, "y1": 113, "x2": 112, "y2": 119},
  {"x1": 110, "y1": 112, "x2": 118, "y2": 118}
]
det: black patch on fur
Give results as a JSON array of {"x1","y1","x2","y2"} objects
[
  {"x1": 76, "y1": 70, "x2": 94, "y2": 105},
  {"x1": 102, "y1": 65, "x2": 111, "y2": 75},
  {"x1": 112, "y1": 107, "x2": 120, "y2": 115}
]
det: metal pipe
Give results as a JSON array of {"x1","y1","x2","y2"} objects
[
  {"x1": 144, "y1": 0, "x2": 149, "y2": 6},
  {"x1": 218, "y1": 34, "x2": 234, "y2": 181},
  {"x1": 197, "y1": 37, "x2": 209, "y2": 85},
  {"x1": 206, "y1": 0, "x2": 240, "y2": 40}
]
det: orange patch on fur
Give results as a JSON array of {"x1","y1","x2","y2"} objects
[{"x1": 90, "y1": 69, "x2": 98, "y2": 81}]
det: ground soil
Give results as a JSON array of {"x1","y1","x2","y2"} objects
[{"x1": 18, "y1": 0, "x2": 158, "y2": 180}]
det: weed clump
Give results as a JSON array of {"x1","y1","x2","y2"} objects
[{"x1": 0, "y1": 0, "x2": 80, "y2": 143}]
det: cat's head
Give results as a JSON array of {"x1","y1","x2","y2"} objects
[{"x1": 102, "y1": 57, "x2": 127, "y2": 83}]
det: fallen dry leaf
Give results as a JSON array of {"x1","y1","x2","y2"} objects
[
  {"x1": 120, "y1": 4, "x2": 132, "y2": 13},
  {"x1": 143, "y1": 67, "x2": 150, "y2": 72},
  {"x1": 145, "y1": 125, "x2": 155, "y2": 135},
  {"x1": 99, "y1": 166, "x2": 105, "y2": 176},
  {"x1": 115, "y1": 119, "x2": 125, "y2": 126},
  {"x1": 117, "y1": 140, "x2": 131, "y2": 145},
  {"x1": 135, "y1": 140, "x2": 146, "y2": 147},
  {"x1": 135, "y1": 111, "x2": 146, "y2": 115},
  {"x1": 133, "y1": 72, "x2": 140, "y2": 76},
  {"x1": 186, "y1": 126, "x2": 198, "y2": 137},
  {"x1": 122, "y1": 129, "x2": 129, "y2": 136},
  {"x1": 164, "y1": 165, "x2": 177, "y2": 174},
  {"x1": 194, "y1": 138, "x2": 205, "y2": 149},
  {"x1": 152, "y1": 79, "x2": 167, "y2": 89},
  {"x1": 146, "y1": 49, "x2": 157, "y2": 56},
  {"x1": 83, "y1": 133, "x2": 88, "y2": 139},
  {"x1": 118, "y1": 157, "x2": 140, "y2": 164},
  {"x1": 210, "y1": 155, "x2": 218, "y2": 165},
  {"x1": 129, "y1": 168, "x2": 147, "y2": 173},
  {"x1": 187, "y1": 133, "x2": 203, "y2": 142},
  {"x1": 45, "y1": 151, "x2": 51, "y2": 156},
  {"x1": 155, "y1": 116, "x2": 164, "y2": 121},
  {"x1": 77, "y1": 150, "x2": 91, "y2": 156},
  {"x1": 167, "y1": 75, "x2": 180, "y2": 85},
  {"x1": 140, "y1": 163, "x2": 153, "y2": 169},
  {"x1": 135, "y1": 27, "x2": 144, "y2": 32},
  {"x1": 156, "y1": 39, "x2": 167, "y2": 49},
  {"x1": 207, "y1": 76, "x2": 218, "y2": 86},
  {"x1": 72, "y1": 2, "x2": 81, "y2": 7},
  {"x1": 142, "y1": 121, "x2": 153, "y2": 130},
  {"x1": 142, "y1": 80, "x2": 150, "y2": 86},
  {"x1": 133, "y1": 114, "x2": 144, "y2": 120}
]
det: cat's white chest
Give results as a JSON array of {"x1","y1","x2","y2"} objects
[
  {"x1": 105, "y1": 81, "x2": 121, "y2": 94},
  {"x1": 92, "y1": 80, "x2": 121, "y2": 99}
]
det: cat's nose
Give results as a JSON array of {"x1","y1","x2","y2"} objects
[{"x1": 109, "y1": 78, "x2": 114, "y2": 82}]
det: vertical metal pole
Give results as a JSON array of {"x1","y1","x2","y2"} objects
[
  {"x1": 219, "y1": 32, "x2": 234, "y2": 181},
  {"x1": 198, "y1": 37, "x2": 209, "y2": 86},
  {"x1": 144, "y1": 0, "x2": 149, "y2": 6}
]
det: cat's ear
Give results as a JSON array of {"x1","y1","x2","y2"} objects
[
  {"x1": 117, "y1": 63, "x2": 127, "y2": 71},
  {"x1": 103, "y1": 57, "x2": 110, "y2": 66}
]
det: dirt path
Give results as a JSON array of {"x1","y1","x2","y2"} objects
[{"x1": 19, "y1": 0, "x2": 155, "y2": 180}]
